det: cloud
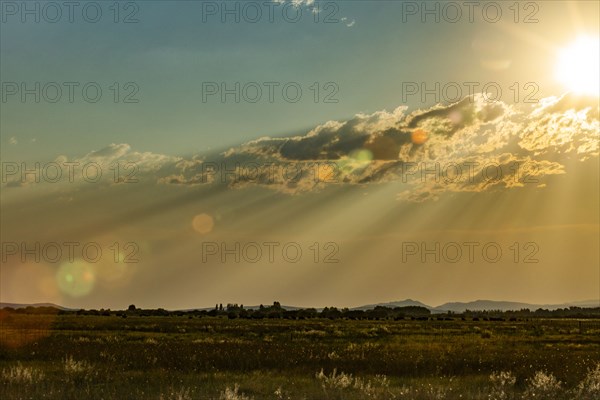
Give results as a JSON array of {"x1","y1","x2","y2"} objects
[
  {"x1": 9, "y1": 137, "x2": 17, "y2": 145},
  {"x1": 182, "y1": 93, "x2": 597, "y2": 200},
  {"x1": 74, "y1": 143, "x2": 180, "y2": 173},
  {"x1": 6, "y1": 94, "x2": 597, "y2": 202},
  {"x1": 2, "y1": 144, "x2": 180, "y2": 188},
  {"x1": 288, "y1": 0, "x2": 314, "y2": 5},
  {"x1": 520, "y1": 95, "x2": 599, "y2": 159},
  {"x1": 281, "y1": 0, "x2": 354, "y2": 26},
  {"x1": 341, "y1": 17, "x2": 356, "y2": 27}
]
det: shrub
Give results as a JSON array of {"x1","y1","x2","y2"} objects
[
  {"x1": 524, "y1": 371, "x2": 562, "y2": 399},
  {"x1": 159, "y1": 387, "x2": 192, "y2": 400},
  {"x1": 63, "y1": 355, "x2": 93, "y2": 374},
  {"x1": 576, "y1": 363, "x2": 600, "y2": 399},
  {"x1": 220, "y1": 384, "x2": 253, "y2": 400},
  {"x1": 489, "y1": 371, "x2": 516, "y2": 400},
  {"x1": 1, "y1": 363, "x2": 44, "y2": 384}
]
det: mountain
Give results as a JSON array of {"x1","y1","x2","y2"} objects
[
  {"x1": 568, "y1": 300, "x2": 600, "y2": 308},
  {"x1": 0, "y1": 302, "x2": 72, "y2": 310},
  {"x1": 433, "y1": 299, "x2": 600, "y2": 313},
  {"x1": 352, "y1": 299, "x2": 432, "y2": 311},
  {"x1": 434, "y1": 300, "x2": 533, "y2": 313}
]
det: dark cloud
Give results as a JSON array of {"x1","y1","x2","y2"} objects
[{"x1": 208, "y1": 93, "x2": 597, "y2": 199}]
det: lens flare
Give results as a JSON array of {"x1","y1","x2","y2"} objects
[
  {"x1": 56, "y1": 260, "x2": 96, "y2": 297},
  {"x1": 349, "y1": 149, "x2": 373, "y2": 163},
  {"x1": 411, "y1": 129, "x2": 428, "y2": 145},
  {"x1": 192, "y1": 213, "x2": 215, "y2": 234}
]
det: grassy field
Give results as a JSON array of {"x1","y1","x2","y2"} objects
[{"x1": 1, "y1": 313, "x2": 599, "y2": 399}]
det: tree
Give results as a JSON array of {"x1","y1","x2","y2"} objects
[{"x1": 128, "y1": 304, "x2": 136, "y2": 311}]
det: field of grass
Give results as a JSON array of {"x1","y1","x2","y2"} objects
[{"x1": 1, "y1": 313, "x2": 599, "y2": 399}]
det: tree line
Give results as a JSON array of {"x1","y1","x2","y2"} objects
[{"x1": 3, "y1": 302, "x2": 600, "y2": 320}]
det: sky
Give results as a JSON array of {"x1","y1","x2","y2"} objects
[{"x1": 1, "y1": 0, "x2": 599, "y2": 310}]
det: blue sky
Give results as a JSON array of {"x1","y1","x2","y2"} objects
[{"x1": 3, "y1": 1, "x2": 597, "y2": 161}]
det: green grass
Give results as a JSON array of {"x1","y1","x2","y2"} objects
[{"x1": 1, "y1": 314, "x2": 599, "y2": 399}]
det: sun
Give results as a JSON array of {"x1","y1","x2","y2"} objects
[{"x1": 555, "y1": 35, "x2": 600, "y2": 97}]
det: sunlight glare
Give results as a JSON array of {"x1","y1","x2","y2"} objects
[{"x1": 555, "y1": 35, "x2": 600, "y2": 97}]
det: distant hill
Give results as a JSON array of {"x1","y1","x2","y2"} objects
[
  {"x1": 2, "y1": 299, "x2": 598, "y2": 313},
  {"x1": 569, "y1": 300, "x2": 600, "y2": 308},
  {"x1": 352, "y1": 299, "x2": 431, "y2": 311},
  {"x1": 433, "y1": 299, "x2": 600, "y2": 313},
  {"x1": 0, "y1": 302, "x2": 73, "y2": 310},
  {"x1": 353, "y1": 299, "x2": 599, "y2": 313}
]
